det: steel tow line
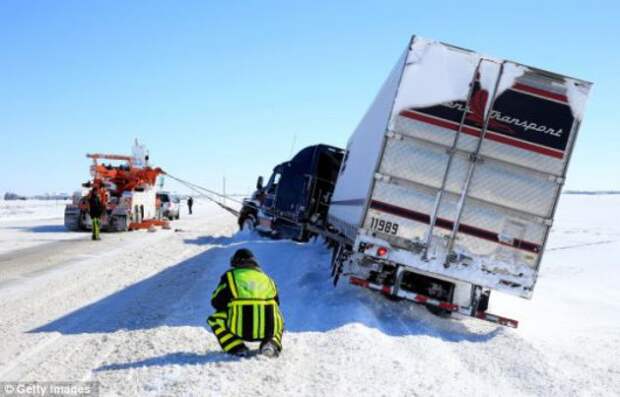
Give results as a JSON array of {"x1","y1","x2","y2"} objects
[
  {"x1": 162, "y1": 172, "x2": 241, "y2": 217},
  {"x1": 164, "y1": 172, "x2": 333, "y2": 239}
]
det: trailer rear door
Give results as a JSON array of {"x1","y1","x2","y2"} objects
[{"x1": 362, "y1": 40, "x2": 591, "y2": 298}]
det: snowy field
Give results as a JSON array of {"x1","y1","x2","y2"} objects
[
  {"x1": 0, "y1": 199, "x2": 71, "y2": 223},
  {"x1": 0, "y1": 195, "x2": 618, "y2": 396},
  {"x1": 0, "y1": 199, "x2": 83, "y2": 254}
]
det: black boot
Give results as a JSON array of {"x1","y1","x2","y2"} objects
[
  {"x1": 259, "y1": 340, "x2": 280, "y2": 358},
  {"x1": 229, "y1": 344, "x2": 250, "y2": 358}
]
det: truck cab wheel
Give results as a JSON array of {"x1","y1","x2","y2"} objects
[
  {"x1": 240, "y1": 214, "x2": 256, "y2": 231},
  {"x1": 111, "y1": 215, "x2": 129, "y2": 232}
]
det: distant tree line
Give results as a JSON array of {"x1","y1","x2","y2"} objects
[{"x1": 3, "y1": 192, "x2": 71, "y2": 200}]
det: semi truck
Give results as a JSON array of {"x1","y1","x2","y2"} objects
[
  {"x1": 326, "y1": 36, "x2": 592, "y2": 327},
  {"x1": 238, "y1": 144, "x2": 344, "y2": 241}
]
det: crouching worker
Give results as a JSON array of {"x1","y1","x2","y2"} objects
[{"x1": 207, "y1": 249, "x2": 284, "y2": 358}]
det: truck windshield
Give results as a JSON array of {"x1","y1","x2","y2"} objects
[{"x1": 267, "y1": 172, "x2": 281, "y2": 194}]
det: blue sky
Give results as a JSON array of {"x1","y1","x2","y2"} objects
[{"x1": 1, "y1": 1, "x2": 618, "y2": 195}]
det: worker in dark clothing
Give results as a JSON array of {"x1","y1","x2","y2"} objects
[
  {"x1": 88, "y1": 182, "x2": 105, "y2": 241},
  {"x1": 207, "y1": 249, "x2": 284, "y2": 358},
  {"x1": 187, "y1": 196, "x2": 194, "y2": 215}
]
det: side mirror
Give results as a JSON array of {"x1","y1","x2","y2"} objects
[{"x1": 256, "y1": 176, "x2": 264, "y2": 191}]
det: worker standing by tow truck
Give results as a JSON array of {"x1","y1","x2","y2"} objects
[
  {"x1": 207, "y1": 249, "x2": 284, "y2": 358},
  {"x1": 187, "y1": 196, "x2": 194, "y2": 215},
  {"x1": 88, "y1": 181, "x2": 105, "y2": 241}
]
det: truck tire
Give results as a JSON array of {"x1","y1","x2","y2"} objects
[
  {"x1": 111, "y1": 215, "x2": 129, "y2": 232},
  {"x1": 64, "y1": 213, "x2": 81, "y2": 231},
  {"x1": 240, "y1": 214, "x2": 257, "y2": 231},
  {"x1": 293, "y1": 228, "x2": 311, "y2": 243}
]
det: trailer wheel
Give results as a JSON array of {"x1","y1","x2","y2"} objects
[{"x1": 293, "y1": 229, "x2": 311, "y2": 243}]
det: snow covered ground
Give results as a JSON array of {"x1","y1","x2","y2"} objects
[
  {"x1": 0, "y1": 196, "x2": 618, "y2": 396},
  {"x1": 0, "y1": 199, "x2": 71, "y2": 223},
  {"x1": 0, "y1": 200, "x2": 84, "y2": 255}
]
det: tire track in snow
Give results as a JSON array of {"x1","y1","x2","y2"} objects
[
  {"x1": 0, "y1": 233, "x2": 177, "y2": 381},
  {"x1": 0, "y1": 207, "x2": 234, "y2": 383},
  {"x1": 546, "y1": 239, "x2": 619, "y2": 251},
  {"x1": 2, "y1": 238, "x2": 226, "y2": 382},
  {"x1": 0, "y1": 230, "x2": 177, "y2": 370}
]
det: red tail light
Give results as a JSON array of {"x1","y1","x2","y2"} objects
[{"x1": 376, "y1": 247, "x2": 388, "y2": 257}]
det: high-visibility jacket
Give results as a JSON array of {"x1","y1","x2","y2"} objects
[
  {"x1": 88, "y1": 189, "x2": 105, "y2": 218},
  {"x1": 211, "y1": 265, "x2": 283, "y2": 341}
]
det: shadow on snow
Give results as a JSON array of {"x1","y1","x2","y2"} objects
[
  {"x1": 96, "y1": 352, "x2": 238, "y2": 371},
  {"x1": 32, "y1": 230, "x2": 502, "y2": 359},
  {"x1": 9, "y1": 224, "x2": 67, "y2": 233}
]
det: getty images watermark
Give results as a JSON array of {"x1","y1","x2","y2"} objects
[{"x1": 0, "y1": 382, "x2": 99, "y2": 397}]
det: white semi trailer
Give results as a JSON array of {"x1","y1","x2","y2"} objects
[{"x1": 327, "y1": 36, "x2": 592, "y2": 327}]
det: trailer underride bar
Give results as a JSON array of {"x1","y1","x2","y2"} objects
[{"x1": 349, "y1": 276, "x2": 519, "y2": 328}]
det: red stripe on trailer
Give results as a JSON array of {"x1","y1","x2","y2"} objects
[
  {"x1": 400, "y1": 110, "x2": 481, "y2": 138},
  {"x1": 512, "y1": 83, "x2": 568, "y2": 103},
  {"x1": 381, "y1": 285, "x2": 392, "y2": 294},
  {"x1": 484, "y1": 131, "x2": 564, "y2": 159},
  {"x1": 370, "y1": 200, "x2": 541, "y2": 253},
  {"x1": 398, "y1": 110, "x2": 565, "y2": 159}
]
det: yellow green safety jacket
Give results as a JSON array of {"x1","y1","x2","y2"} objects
[{"x1": 211, "y1": 265, "x2": 283, "y2": 341}]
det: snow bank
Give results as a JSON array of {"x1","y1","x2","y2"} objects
[{"x1": 0, "y1": 197, "x2": 617, "y2": 396}]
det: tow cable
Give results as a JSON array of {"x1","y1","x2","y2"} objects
[{"x1": 162, "y1": 172, "x2": 241, "y2": 217}]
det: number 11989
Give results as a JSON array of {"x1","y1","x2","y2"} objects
[{"x1": 369, "y1": 217, "x2": 399, "y2": 235}]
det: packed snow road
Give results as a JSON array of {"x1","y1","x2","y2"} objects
[{"x1": 0, "y1": 196, "x2": 618, "y2": 396}]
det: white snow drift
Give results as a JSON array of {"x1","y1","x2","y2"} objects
[{"x1": 0, "y1": 196, "x2": 617, "y2": 396}]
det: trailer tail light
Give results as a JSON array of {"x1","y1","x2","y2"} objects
[{"x1": 376, "y1": 247, "x2": 388, "y2": 257}]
